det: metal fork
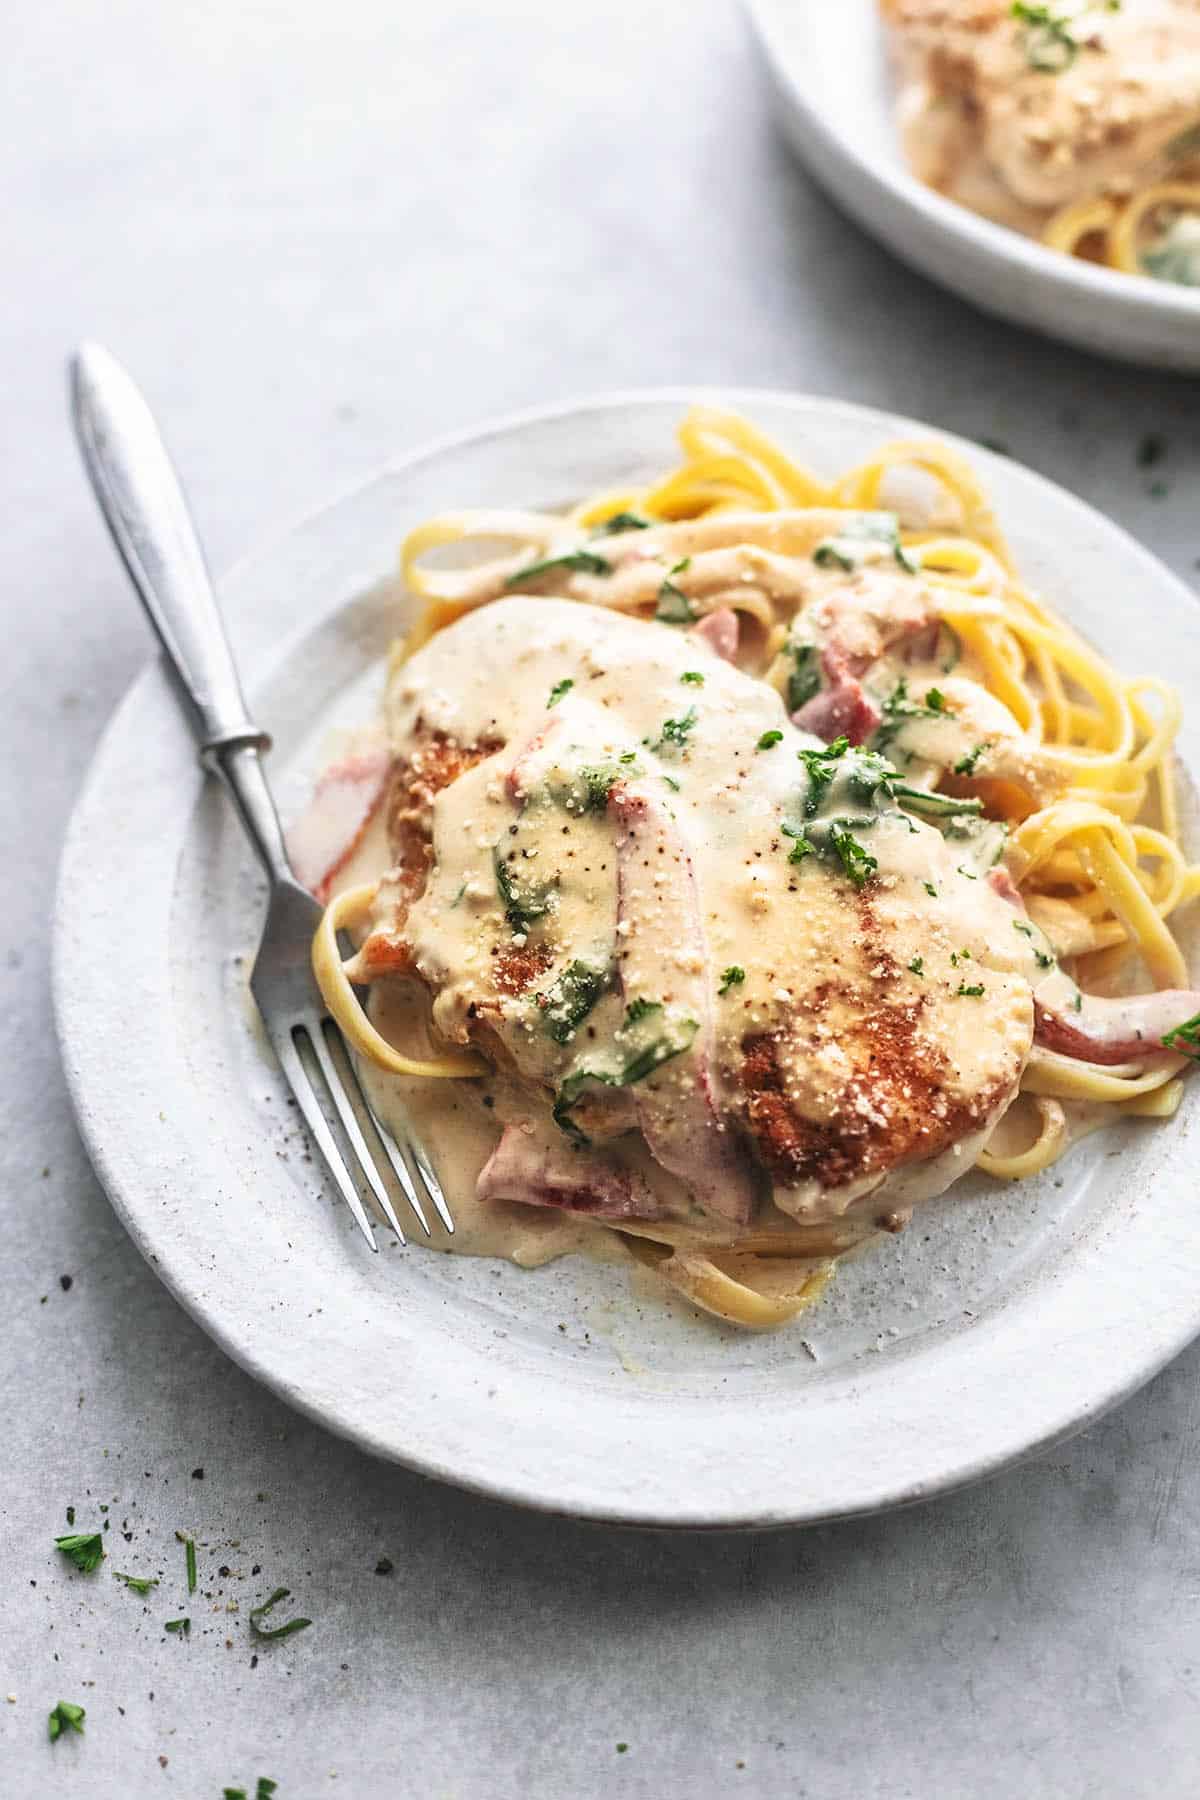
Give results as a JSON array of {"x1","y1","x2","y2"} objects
[{"x1": 68, "y1": 341, "x2": 453, "y2": 1250}]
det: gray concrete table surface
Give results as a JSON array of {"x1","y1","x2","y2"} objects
[{"x1": 4, "y1": 1, "x2": 1200, "y2": 1795}]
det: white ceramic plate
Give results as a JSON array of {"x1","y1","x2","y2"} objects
[
  {"x1": 744, "y1": 0, "x2": 1200, "y2": 371},
  {"x1": 55, "y1": 391, "x2": 1200, "y2": 1528}
]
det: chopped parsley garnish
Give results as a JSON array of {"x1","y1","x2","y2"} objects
[
  {"x1": 812, "y1": 513, "x2": 917, "y2": 575},
  {"x1": 505, "y1": 549, "x2": 612, "y2": 587},
  {"x1": 844, "y1": 747, "x2": 896, "y2": 807},
  {"x1": 590, "y1": 511, "x2": 651, "y2": 536},
  {"x1": 1163, "y1": 1009, "x2": 1200, "y2": 1055},
  {"x1": 537, "y1": 961, "x2": 610, "y2": 1044},
  {"x1": 797, "y1": 735, "x2": 849, "y2": 815},
  {"x1": 493, "y1": 845, "x2": 556, "y2": 932},
  {"x1": 177, "y1": 1532, "x2": 197, "y2": 1594},
  {"x1": 655, "y1": 575, "x2": 696, "y2": 624},
  {"x1": 924, "y1": 881, "x2": 938, "y2": 898},
  {"x1": 165, "y1": 1617, "x2": 190, "y2": 1635},
  {"x1": 1011, "y1": 2, "x2": 1079, "y2": 72},
  {"x1": 48, "y1": 1701, "x2": 86, "y2": 1742},
  {"x1": 1143, "y1": 212, "x2": 1200, "y2": 286},
  {"x1": 223, "y1": 1784, "x2": 278, "y2": 1800},
  {"x1": 757, "y1": 729, "x2": 783, "y2": 751},
  {"x1": 65, "y1": 1506, "x2": 74, "y2": 1526},
  {"x1": 874, "y1": 679, "x2": 949, "y2": 751},
  {"x1": 552, "y1": 1014, "x2": 699, "y2": 1143},
  {"x1": 662, "y1": 773, "x2": 681, "y2": 792},
  {"x1": 908, "y1": 957, "x2": 924, "y2": 976},
  {"x1": 651, "y1": 706, "x2": 698, "y2": 753},
  {"x1": 926, "y1": 688, "x2": 947, "y2": 713},
  {"x1": 719, "y1": 966, "x2": 745, "y2": 994},
  {"x1": 956, "y1": 983, "x2": 986, "y2": 998},
  {"x1": 813, "y1": 543, "x2": 854, "y2": 572},
  {"x1": 830, "y1": 828, "x2": 878, "y2": 890},
  {"x1": 784, "y1": 829, "x2": 816, "y2": 865},
  {"x1": 114, "y1": 1571, "x2": 158, "y2": 1595},
  {"x1": 547, "y1": 677, "x2": 574, "y2": 708},
  {"x1": 250, "y1": 1588, "x2": 312, "y2": 1642},
  {"x1": 680, "y1": 670, "x2": 705, "y2": 686},
  {"x1": 1014, "y1": 920, "x2": 1055, "y2": 969},
  {"x1": 954, "y1": 742, "x2": 991, "y2": 776},
  {"x1": 937, "y1": 621, "x2": 963, "y2": 673},
  {"x1": 55, "y1": 1532, "x2": 104, "y2": 1573},
  {"x1": 957, "y1": 864, "x2": 979, "y2": 880},
  {"x1": 620, "y1": 1025, "x2": 697, "y2": 1085},
  {"x1": 786, "y1": 640, "x2": 821, "y2": 712},
  {"x1": 624, "y1": 997, "x2": 663, "y2": 1026},
  {"x1": 575, "y1": 762, "x2": 627, "y2": 811}
]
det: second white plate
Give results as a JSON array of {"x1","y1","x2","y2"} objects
[
  {"x1": 55, "y1": 390, "x2": 1200, "y2": 1527},
  {"x1": 745, "y1": 0, "x2": 1200, "y2": 371}
]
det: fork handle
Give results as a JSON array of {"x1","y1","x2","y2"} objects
[{"x1": 69, "y1": 342, "x2": 295, "y2": 887}]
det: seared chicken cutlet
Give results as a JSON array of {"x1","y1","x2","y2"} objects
[
  {"x1": 882, "y1": 0, "x2": 1200, "y2": 280},
  {"x1": 352, "y1": 596, "x2": 1040, "y2": 1234}
]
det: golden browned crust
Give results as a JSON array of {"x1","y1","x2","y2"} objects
[
  {"x1": 739, "y1": 1015, "x2": 1000, "y2": 1193},
  {"x1": 354, "y1": 727, "x2": 499, "y2": 978},
  {"x1": 491, "y1": 942, "x2": 554, "y2": 997},
  {"x1": 385, "y1": 726, "x2": 500, "y2": 902},
  {"x1": 737, "y1": 897, "x2": 1010, "y2": 1192}
]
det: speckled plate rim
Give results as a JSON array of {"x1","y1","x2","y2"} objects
[
  {"x1": 743, "y1": 0, "x2": 1200, "y2": 373},
  {"x1": 53, "y1": 387, "x2": 1200, "y2": 1530}
]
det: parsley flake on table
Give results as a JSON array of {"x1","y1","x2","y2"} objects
[
  {"x1": 176, "y1": 1531, "x2": 197, "y2": 1594},
  {"x1": 165, "y1": 1616, "x2": 191, "y2": 1634},
  {"x1": 250, "y1": 1587, "x2": 312, "y2": 1642},
  {"x1": 48, "y1": 1700, "x2": 86, "y2": 1742},
  {"x1": 55, "y1": 1531, "x2": 104, "y2": 1573},
  {"x1": 114, "y1": 1571, "x2": 159, "y2": 1595}
]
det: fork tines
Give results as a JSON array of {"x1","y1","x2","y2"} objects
[{"x1": 274, "y1": 1013, "x2": 451, "y2": 1250}]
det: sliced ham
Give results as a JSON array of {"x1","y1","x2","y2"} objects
[
  {"x1": 477, "y1": 1123, "x2": 667, "y2": 1221},
  {"x1": 608, "y1": 784, "x2": 757, "y2": 1225},
  {"x1": 1035, "y1": 992, "x2": 1200, "y2": 1067},
  {"x1": 689, "y1": 606, "x2": 739, "y2": 663},
  {"x1": 987, "y1": 866, "x2": 1023, "y2": 908},
  {"x1": 287, "y1": 746, "x2": 390, "y2": 901},
  {"x1": 792, "y1": 654, "x2": 881, "y2": 746}
]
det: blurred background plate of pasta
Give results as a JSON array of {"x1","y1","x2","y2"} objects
[
  {"x1": 55, "y1": 391, "x2": 1200, "y2": 1528},
  {"x1": 743, "y1": 0, "x2": 1200, "y2": 372}
]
